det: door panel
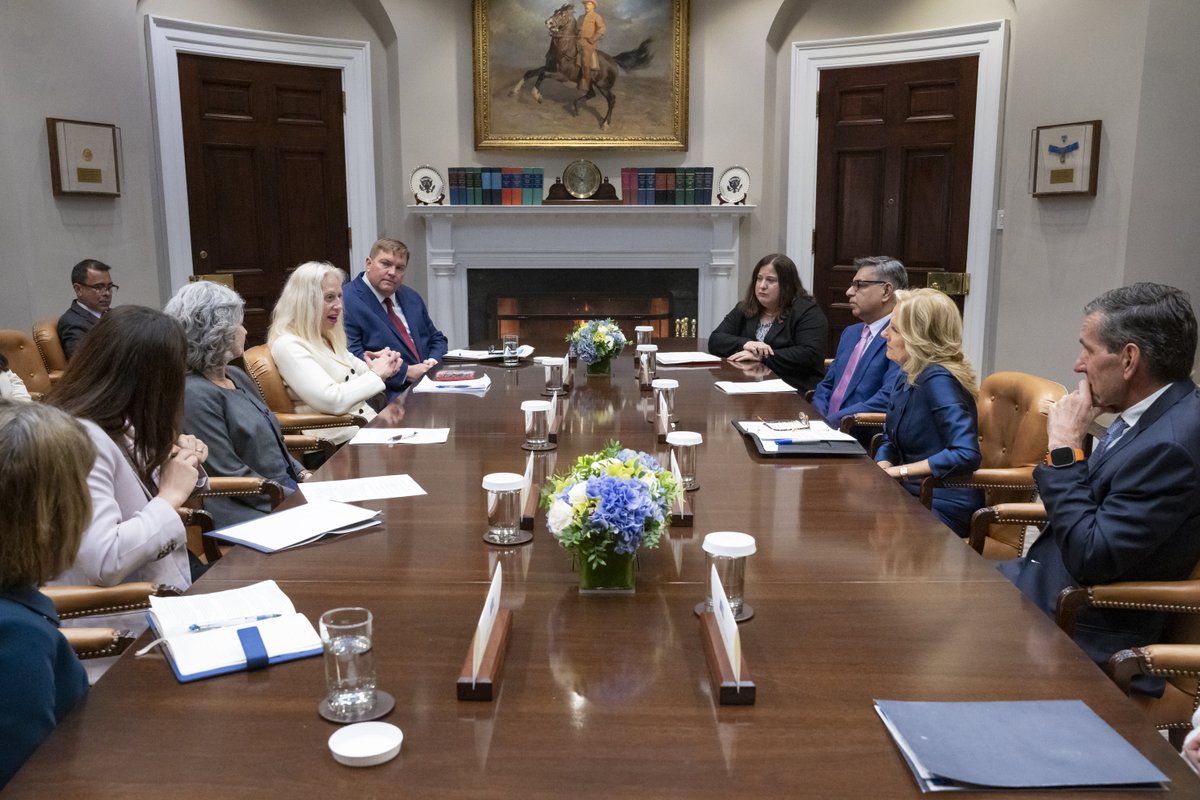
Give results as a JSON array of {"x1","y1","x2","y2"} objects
[
  {"x1": 814, "y1": 57, "x2": 978, "y2": 353},
  {"x1": 179, "y1": 54, "x2": 349, "y2": 345}
]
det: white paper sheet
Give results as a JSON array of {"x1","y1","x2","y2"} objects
[
  {"x1": 444, "y1": 345, "x2": 534, "y2": 361},
  {"x1": 206, "y1": 500, "x2": 382, "y2": 553},
  {"x1": 348, "y1": 428, "x2": 450, "y2": 445},
  {"x1": 411, "y1": 374, "x2": 493, "y2": 394},
  {"x1": 299, "y1": 474, "x2": 427, "y2": 503},
  {"x1": 715, "y1": 379, "x2": 797, "y2": 394},
  {"x1": 656, "y1": 351, "x2": 722, "y2": 365}
]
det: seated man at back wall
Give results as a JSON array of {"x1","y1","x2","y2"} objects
[
  {"x1": 811, "y1": 256, "x2": 907, "y2": 438},
  {"x1": 1000, "y1": 282, "x2": 1200, "y2": 667},
  {"x1": 57, "y1": 258, "x2": 117, "y2": 359},
  {"x1": 343, "y1": 238, "x2": 447, "y2": 396}
]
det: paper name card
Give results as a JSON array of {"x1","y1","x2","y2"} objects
[
  {"x1": 472, "y1": 565, "x2": 503, "y2": 685},
  {"x1": 710, "y1": 565, "x2": 742, "y2": 686}
]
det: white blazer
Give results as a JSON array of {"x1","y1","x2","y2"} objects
[{"x1": 270, "y1": 334, "x2": 383, "y2": 445}]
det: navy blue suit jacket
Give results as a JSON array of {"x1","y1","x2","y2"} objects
[
  {"x1": 875, "y1": 365, "x2": 983, "y2": 536},
  {"x1": 343, "y1": 276, "x2": 448, "y2": 394},
  {"x1": 1000, "y1": 380, "x2": 1200, "y2": 665},
  {"x1": 811, "y1": 321, "x2": 902, "y2": 429}
]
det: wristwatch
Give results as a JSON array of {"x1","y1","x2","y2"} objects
[
  {"x1": 899, "y1": 465, "x2": 909, "y2": 479},
  {"x1": 1046, "y1": 447, "x2": 1085, "y2": 468}
]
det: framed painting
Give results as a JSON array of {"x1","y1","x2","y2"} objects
[
  {"x1": 46, "y1": 118, "x2": 122, "y2": 197},
  {"x1": 473, "y1": 0, "x2": 689, "y2": 150},
  {"x1": 1030, "y1": 120, "x2": 1101, "y2": 197}
]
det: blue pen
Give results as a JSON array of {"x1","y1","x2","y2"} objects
[{"x1": 188, "y1": 613, "x2": 282, "y2": 632}]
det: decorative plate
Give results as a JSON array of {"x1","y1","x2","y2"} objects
[
  {"x1": 717, "y1": 166, "x2": 750, "y2": 205},
  {"x1": 410, "y1": 166, "x2": 445, "y2": 205},
  {"x1": 563, "y1": 159, "x2": 603, "y2": 199}
]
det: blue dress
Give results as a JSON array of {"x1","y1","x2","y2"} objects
[
  {"x1": 875, "y1": 365, "x2": 983, "y2": 536},
  {"x1": 0, "y1": 585, "x2": 88, "y2": 788}
]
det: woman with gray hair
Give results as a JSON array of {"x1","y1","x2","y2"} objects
[{"x1": 165, "y1": 280, "x2": 310, "y2": 527}]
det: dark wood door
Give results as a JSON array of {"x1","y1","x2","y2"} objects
[
  {"x1": 179, "y1": 54, "x2": 350, "y2": 344},
  {"x1": 813, "y1": 56, "x2": 977, "y2": 353}
]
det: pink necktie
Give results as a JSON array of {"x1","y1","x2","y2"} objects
[
  {"x1": 384, "y1": 297, "x2": 421, "y2": 361},
  {"x1": 827, "y1": 326, "x2": 871, "y2": 417}
]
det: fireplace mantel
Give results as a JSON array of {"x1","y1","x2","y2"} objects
[{"x1": 413, "y1": 205, "x2": 753, "y2": 348}]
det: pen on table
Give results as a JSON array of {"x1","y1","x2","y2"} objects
[
  {"x1": 389, "y1": 431, "x2": 416, "y2": 441},
  {"x1": 188, "y1": 613, "x2": 282, "y2": 632}
]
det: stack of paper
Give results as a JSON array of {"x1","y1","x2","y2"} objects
[
  {"x1": 443, "y1": 345, "x2": 535, "y2": 361},
  {"x1": 715, "y1": 378, "x2": 797, "y2": 394},
  {"x1": 875, "y1": 699, "x2": 1168, "y2": 792},
  {"x1": 412, "y1": 374, "x2": 493, "y2": 394},
  {"x1": 207, "y1": 499, "x2": 382, "y2": 553},
  {"x1": 656, "y1": 351, "x2": 722, "y2": 366},
  {"x1": 348, "y1": 428, "x2": 450, "y2": 445}
]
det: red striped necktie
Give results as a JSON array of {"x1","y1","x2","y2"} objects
[{"x1": 384, "y1": 297, "x2": 420, "y2": 361}]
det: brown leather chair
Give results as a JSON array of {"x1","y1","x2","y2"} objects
[
  {"x1": 918, "y1": 371, "x2": 1066, "y2": 535},
  {"x1": 968, "y1": 501, "x2": 1047, "y2": 560},
  {"x1": 1056, "y1": 565, "x2": 1200, "y2": 748},
  {"x1": 41, "y1": 582, "x2": 183, "y2": 660},
  {"x1": 32, "y1": 319, "x2": 68, "y2": 384},
  {"x1": 242, "y1": 344, "x2": 367, "y2": 435},
  {"x1": 0, "y1": 329, "x2": 53, "y2": 399},
  {"x1": 182, "y1": 477, "x2": 286, "y2": 563}
]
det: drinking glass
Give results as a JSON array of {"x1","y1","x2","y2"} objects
[
  {"x1": 320, "y1": 607, "x2": 376, "y2": 721},
  {"x1": 651, "y1": 378, "x2": 679, "y2": 423},
  {"x1": 666, "y1": 430, "x2": 702, "y2": 490},
  {"x1": 636, "y1": 344, "x2": 658, "y2": 388},
  {"x1": 482, "y1": 472, "x2": 529, "y2": 545},
  {"x1": 700, "y1": 532, "x2": 757, "y2": 620},
  {"x1": 502, "y1": 333, "x2": 520, "y2": 366},
  {"x1": 542, "y1": 357, "x2": 566, "y2": 395},
  {"x1": 521, "y1": 399, "x2": 554, "y2": 450},
  {"x1": 635, "y1": 325, "x2": 654, "y2": 347}
]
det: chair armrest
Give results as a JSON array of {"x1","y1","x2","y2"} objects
[
  {"x1": 201, "y1": 477, "x2": 286, "y2": 508},
  {"x1": 967, "y1": 502, "x2": 1046, "y2": 554},
  {"x1": 274, "y1": 412, "x2": 367, "y2": 433},
  {"x1": 920, "y1": 467, "x2": 1037, "y2": 508},
  {"x1": 1057, "y1": 580, "x2": 1200, "y2": 637},
  {"x1": 62, "y1": 627, "x2": 136, "y2": 660},
  {"x1": 838, "y1": 412, "x2": 886, "y2": 434},
  {"x1": 1106, "y1": 645, "x2": 1200, "y2": 692},
  {"x1": 41, "y1": 582, "x2": 182, "y2": 619},
  {"x1": 283, "y1": 434, "x2": 336, "y2": 459},
  {"x1": 47, "y1": 369, "x2": 64, "y2": 385}
]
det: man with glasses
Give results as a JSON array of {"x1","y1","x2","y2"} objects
[
  {"x1": 811, "y1": 256, "x2": 908, "y2": 439},
  {"x1": 57, "y1": 259, "x2": 118, "y2": 359}
]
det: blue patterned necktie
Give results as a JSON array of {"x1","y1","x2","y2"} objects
[{"x1": 1092, "y1": 417, "x2": 1129, "y2": 460}]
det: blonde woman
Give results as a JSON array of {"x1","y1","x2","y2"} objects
[
  {"x1": 0, "y1": 402, "x2": 92, "y2": 787},
  {"x1": 875, "y1": 288, "x2": 982, "y2": 536},
  {"x1": 269, "y1": 261, "x2": 402, "y2": 446}
]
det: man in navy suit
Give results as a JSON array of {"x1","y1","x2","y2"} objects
[
  {"x1": 343, "y1": 238, "x2": 448, "y2": 395},
  {"x1": 811, "y1": 256, "x2": 907, "y2": 437},
  {"x1": 1001, "y1": 283, "x2": 1200, "y2": 667},
  {"x1": 57, "y1": 258, "x2": 116, "y2": 359}
]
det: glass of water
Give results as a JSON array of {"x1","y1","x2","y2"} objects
[
  {"x1": 502, "y1": 333, "x2": 520, "y2": 366},
  {"x1": 320, "y1": 607, "x2": 376, "y2": 721}
]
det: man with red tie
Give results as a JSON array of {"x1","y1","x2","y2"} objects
[
  {"x1": 811, "y1": 256, "x2": 908, "y2": 438},
  {"x1": 343, "y1": 238, "x2": 448, "y2": 395}
]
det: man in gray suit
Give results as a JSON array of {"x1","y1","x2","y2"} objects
[{"x1": 57, "y1": 258, "x2": 117, "y2": 358}]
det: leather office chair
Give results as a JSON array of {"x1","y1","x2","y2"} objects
[
  {"x1": 1057, "y1": 567, "x2": 1200, "y2": 748},
  {"x1": 41, "y1": 582, "x2": 183, "y2": 660},
  {"x1": 31, "y1": 319, "x2": 68, "y2": 384},
  {"x1": 0, "y1": 329, "x2": 53, "y2": 399},
  {"x1": 242, "y1": 344, "x2": 367, "y2": 436},
  {"x1": 918, "y1": 371, "x2": 1066, "y2": 536}
]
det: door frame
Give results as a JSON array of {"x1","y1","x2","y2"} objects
[
  {"x1": 787, "y1": 21, "x2": 1008, "y2": 372},
  {"x1": 146, "y1": 15, "x2": 376, "y2": 297}
]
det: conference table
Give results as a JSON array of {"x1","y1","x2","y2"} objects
[{"x1": 9, "y1": 342, "x2": 1198, "y2": 797}]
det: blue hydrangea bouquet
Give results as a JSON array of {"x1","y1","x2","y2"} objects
[
  {"x1": 543, "y1": 442, "x2": 680, "y2": 591},
  {"x1": 567, "y1": 318, "x2": 626, "y2": 375}
]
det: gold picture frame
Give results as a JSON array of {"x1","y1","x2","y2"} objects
[
  {"x1": 47, "y1": 118, "x2": 122, "y2": 197},
  {"x1": 1030, "y1": 120, "x2": 1101, "y2": 197},
  {"x1": 473, "y1": 0, "x2": 689, "y2": 150}
]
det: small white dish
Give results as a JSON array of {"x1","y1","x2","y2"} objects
[{"x1": 328, "y1": 722, "x2": 403, "y2": 767}]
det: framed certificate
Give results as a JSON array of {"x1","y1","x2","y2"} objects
[
  {"x1": 47, "y1": 118, "x2": 122, "y2": 197},
  {"x1": 1030, "y1": 120, "x2": 1100, "y2": 197}
]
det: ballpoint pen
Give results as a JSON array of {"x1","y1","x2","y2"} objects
[
  {"x1": 188, "y1": 613, "x2": 282, "y2": 632},
  {"x1": 390, "y1": 431, "x2": 416, "y2": 441}
]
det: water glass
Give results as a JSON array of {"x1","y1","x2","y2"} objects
[
  {"x1": 521, "y1": 399, "x2": 554, "y2": 450},
  {"x1": 502, "y1": 333, "x2": 520, "y2": 366},
  {"x1": 701, "y1": 532, "x2": 757, "y2": 619},
  {"x1": 651, "y1": 378, "x2": 679, "y2": 423},
  {"x1": 666, "y1": 430, "x2": 702, "y2": 490},
  {"x1": 636, "y1": 344, "x2": 658, "y2": 388},
  {"x1": 320, "y1": 607, "x2": 376, "y2": 721},
  {"x1": 542, "y1": 357, "x2": 566, "y2": 394},
  {"x1": 482, "y1": 472, "x2": 527, "y2": 545},
  {"x1": 635, "y1": 325, "x2": 654, "y2": 347}
]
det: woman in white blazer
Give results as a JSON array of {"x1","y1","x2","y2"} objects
[
  {"x1": 0, "y1": 353, "x2": 31, "y2": 401},
  {"x1": 269, "y1": 261, "x2": 402, "y2": 446}
]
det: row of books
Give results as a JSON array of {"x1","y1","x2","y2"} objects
[
  {"x1": 448, "y1": 167, "x2": 545, "y2": 205},
  {"x1": 620, "y1": 167, "x2": 714, "y2": 205}
]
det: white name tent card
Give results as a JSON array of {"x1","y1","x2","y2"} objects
[
  {"x1": 698, "y1": 565, "x2": 755, "y2": 705},
  {"x1": 457, "y1": 565, "x2": 513, "y2": 702}
]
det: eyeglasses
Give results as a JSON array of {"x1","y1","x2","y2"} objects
[
  {"x1": 848, "y1": 279, "x2": 887, "y2": 290},
  {"x1": 80, "y1": 282, "x2": 119, "y2": 293}
]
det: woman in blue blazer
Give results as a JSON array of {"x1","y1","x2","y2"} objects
[{"x1": 875, "y1": 289, "x2": 982, "y2": 536}]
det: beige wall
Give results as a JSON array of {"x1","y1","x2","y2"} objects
[{"x1": 2, "y1": 0, "x2": 1196, "y2": 383}]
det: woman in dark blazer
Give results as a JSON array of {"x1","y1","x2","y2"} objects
[
  {"x1": 875, "y1": 288, "x2": 982, "y2": 536},
  {"x1": 707, "y1": 253, "x2": 828, "y2": 391}
]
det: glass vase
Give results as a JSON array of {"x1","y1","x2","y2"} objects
[
  {"x1": 576, "y1": 549, "x2": 636, "y2": 592},
  {"x1": 586, "y1": 356, "x2": 613, "y2": 376}
]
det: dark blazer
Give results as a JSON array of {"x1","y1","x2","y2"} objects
[
  {"x1": 811, "y1": 320, "x2": 903, "y2": 429},
  {"x1": 707, "y1": 296, "x2": 829, "y2": 391},
  {"x1": 57, "y1": 302, "x2": 100, "y2": 359},
  {"x1": 875, "y1": 365, "x2": 983, "y2": 536},
  {"x1": 343, "y1": 276, "x2": 448, "y2": 394},
  {"x1": 182, "y1": 368, "x2": 303, "y2": 527},
  {"x1": 1000, "y1": 380, "x2": 1200, "y2": 665},
  {"x1": 0, "y1": 586, "x2": 88, "y2": 788}
]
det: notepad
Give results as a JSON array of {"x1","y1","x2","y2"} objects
[
  {"x1": 146, "y1": 580, "x2": 322, "y2": 683},
  {"x1": 875, "y1": 699, "x2": 1169, "y2": 792},
  {"x1": 206, "y1": 499, "x2": 382, "y2": 553}
]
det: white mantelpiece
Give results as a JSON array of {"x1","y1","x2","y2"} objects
[{"x1": 413, "y1": 205, "x2": 753, "y2": 348}]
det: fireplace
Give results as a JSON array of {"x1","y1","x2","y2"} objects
[{"x1": 467, "y1": 268, "x2": 697, "y2": 344}]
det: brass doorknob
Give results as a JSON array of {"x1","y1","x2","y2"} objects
[{"x1": 199, "y1": 250, "x2": 208, "y2": 260}]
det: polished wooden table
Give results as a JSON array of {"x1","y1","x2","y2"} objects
[{"x1": 10, "y1": 345, "x2": 1197, "y2": 797}]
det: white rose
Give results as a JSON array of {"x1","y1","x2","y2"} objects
[
  {"x1": 547, "y1": 499, "x2": 574, "y2": 537},
  {"x1": 640, "y1": 473, "x2": 658, "y2": 494},
  {"x1": 567, "y1": 482, "x2": 588, "y2": 505}
]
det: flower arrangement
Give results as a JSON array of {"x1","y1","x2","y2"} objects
[
  {"x1": 567, "y1": 318, "x2": 626, "y2": 366},
  {"x1": 543, "y1": 443, "x2": 680, "y2": 582}
]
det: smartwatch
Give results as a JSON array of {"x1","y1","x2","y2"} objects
[{"x1": 1046, "y1": 447, "x2": 1085, "y2": 468}]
